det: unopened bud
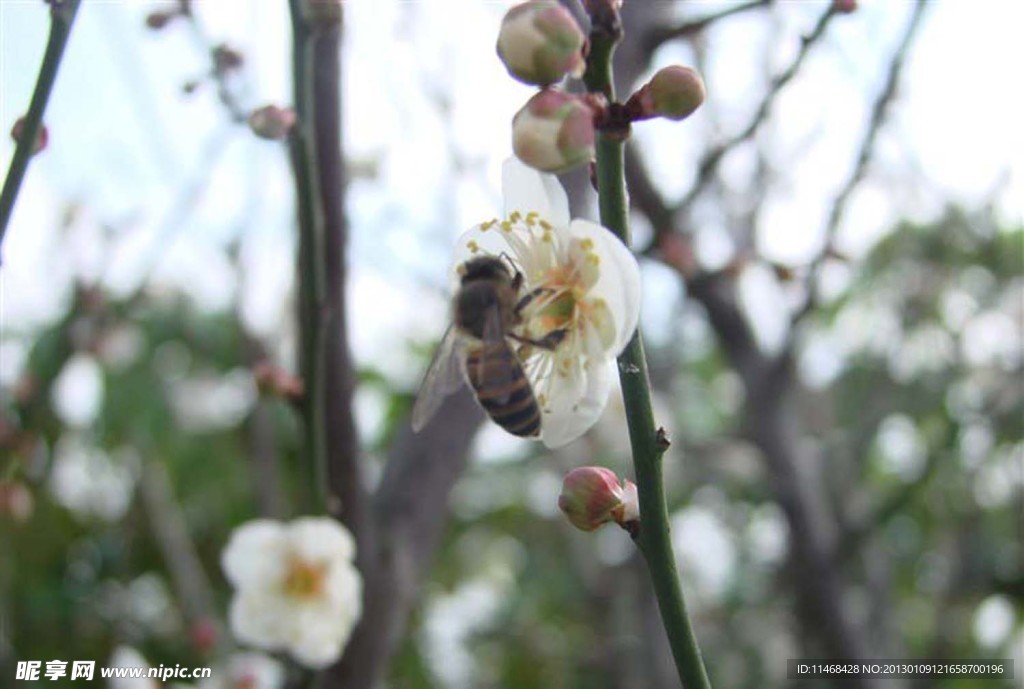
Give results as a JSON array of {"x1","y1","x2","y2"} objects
[
  {"x1": 833, "y1": 0, "x2": 857, "y2": 14},
  {"x1": 0, "y1": 482, "x2": 33, "y2": 523},
  {"x1": 145, "y1": 10, "x2": 178, "y2": 30},
  {"x1": 213, "y1": 45, "x2": 244, "y2": 74},
  {"x1": 628, "y1": 66, "x2": 705, "y2": 122},
  {"x1": 558, "y1": 466, "x2": 639, "y2": 532},
  {"x1": 497, "y1": 1, "x2": 585, "y2": 87},
  {"x1": 190, "y1": 618, "x2": 219, "y2": 654},
  {"x1": 512, "y1": 90, "x2": 595, "y2": 173},
  {"x1": 10, "y1": 118, "x2": 47, "y2": 154},
  {"x1": 247, "y1": 105, "x2": 297, "y2": 141},
  {"x1": 253, "y1": 361, "x2": 305, "y2": 401}
]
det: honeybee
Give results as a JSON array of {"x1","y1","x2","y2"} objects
[{"x1": 412, "y1": 255, "x2": 565, "y2": 437}]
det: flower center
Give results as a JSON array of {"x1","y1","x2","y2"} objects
[{"x1": 281, "y1": 555, "x2": 327, "y2": 600}]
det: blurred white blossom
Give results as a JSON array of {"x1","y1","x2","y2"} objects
[
  {"x1": 221, "y1": 517, "x2": 362, "y2": 669},
  {"x1": 49, "y1": 438, "x2": 138, "y2": 522},
  {"x1": 199, "y1": 652, "x2": 285, "y2": 689}
]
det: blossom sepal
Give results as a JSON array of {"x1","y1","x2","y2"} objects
[
  {"x1": 497, "y1": 1, "x2": 586, "y2": 87},
  {"x1": 512, "y1": 90, "x2": 596, "y2": 173},
  {"x1": 626, "y1": 65, "x2": 706, "y2": 122},
  {"x1": 558, "y1": 466, "x2": 640, "y2": 532}
]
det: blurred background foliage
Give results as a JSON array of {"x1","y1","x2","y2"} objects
[{"x1": 1, "y1": 1, "x2": 1022, "y2": 688}]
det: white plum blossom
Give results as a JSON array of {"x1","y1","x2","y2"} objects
[
  {"x1": 198, "y1": 652, "x2": 285, "y2": 689},
  {"x1": 106, "y1": 647, "x2": 156, "y2": 689},
  {"x1": 221, "y1": 517, "x2": 362, "y2": 669},
  {"x1": 455, "y1": 157, "x2": 641, "y2": 448}
]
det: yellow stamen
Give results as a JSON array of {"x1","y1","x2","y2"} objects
[{"x1": 281, "y1": 556, "x2": 327, "y2": 600}]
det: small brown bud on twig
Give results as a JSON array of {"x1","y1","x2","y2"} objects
[
  {"x1": 10, "y1": 118, "x2": 48, "y2": 154},
  {"x1": 248, "y1": 105, "x2": 297, "y2": 141},
  {"x1": 253, "y1": 361, "x2": 305, "y2": 402}
]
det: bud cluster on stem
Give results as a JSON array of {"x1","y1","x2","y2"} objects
[{"x1": 498, "y1": 2, "x2": 705, "y2": 174}]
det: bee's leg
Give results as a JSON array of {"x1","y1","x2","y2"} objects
[
  {"x1": 515, "y1": 286, "x2": 555, "y2": 314},
  {"x1": 510, "y1": 329, "x2": 568, "y2": 351},
  {"x1": 496, "y1": 252, "x2": 522, "y2": 284}
]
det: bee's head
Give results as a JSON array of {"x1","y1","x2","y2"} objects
[{"x1": 459, "y1": 255, "x2": 511, "y2": 284}]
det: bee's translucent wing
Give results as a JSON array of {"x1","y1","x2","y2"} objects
[{"x1": 411, "y1": 326, "x2": 468, "y2": 432}]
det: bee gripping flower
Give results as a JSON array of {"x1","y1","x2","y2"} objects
[
  {"x1": 496, "y1": 1, "x2": 586, "y2": 87},
  {"x1": 455, "y1": 158, "x2": 641, "y2": 448},
  {"x1": 221, "y1": 517, "x2": 362, "y2": 669},
  {"x1": 512, "y1": 90, "x2": 596, "y2": 173},
  {"x1": 559, "y1": 466, "x2": 639, "y2": 531}
]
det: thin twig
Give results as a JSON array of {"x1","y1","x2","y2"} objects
[
  {"x1": 180, "y1": 10, "x2": 247, "y2": 123},
  {"x1": 0, "y1": 0, "x2": 82, "y2": 253},
  {"x1": 645, "y1": 0, "x2": 772, "y2": 52},
  {"x1": 138, "y1": 460, "x2": 225, "y2": 650},
  {"x1": 792, "y1": 0, "x2": 930, "y2": 326},
  {"x1": 673, "y1": 4, "x2": 838, "y2": 226}
]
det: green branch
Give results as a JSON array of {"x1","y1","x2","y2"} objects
[
  {"x1": 0, "y1": 0, "x2": 82, "y2": 252},
  {"x1": 287, "y1": 0, "x2": 328, "y2": 508},
  {"x1": 586, "y1": 9, "x2": 712, "y2": 689}
]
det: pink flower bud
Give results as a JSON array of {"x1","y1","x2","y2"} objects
[
  {"x1": 833, "y1": 0, "x2": 857, "y2": 14},
  {"x1": 189, "y1": 618, "x2": 219, "y2": 654},
  {"x1": 248, "y1": 105, "x2": 297, "y2": 141},
  {"x1": 0, "y1": 481, "x2": 33, "y2": 523},
  {"x1": 10, "y1": 118, "x2": 47, "y2": 154},
  {"x1": 558, "y1": 466, "x2": 638, "y2": 532},
  {"x1": 628, "y1": 66, "x2": 706, "y2": 122},
  {"x1": 496, "y1": 1, "x2": 586, "y2": 87},
  {"x1": 512, "y1": 90, "x2": 595, "y2": 173}
]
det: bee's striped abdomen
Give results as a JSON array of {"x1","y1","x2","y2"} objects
[{"x1": 465, "y1": 342, "x2": 541, "y2": 437}]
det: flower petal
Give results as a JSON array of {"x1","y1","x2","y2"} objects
[
  {"x1": 324, "y1": 559, "x2": 364, "y2": 613},
  {"x1": 288, "y1": 517, "x2": 356, "y2": 565},
  {"x1": 222, "y1": 520, "x2": 287, "y2": 589},
  {"x1": 540, "y1": 358, "x2": 615, "y2": 448},
  {"x1": 287, "y1": 602, "x2": 356, "y2": 669},
  {"x1": 502, "y1": 157, "x2": 570, "y2": 229},
  {"x1": 229, "y1": 591, "x2": 290, "y2": 650},
  {"x1": 568, "y1": 219, "x2": 642, "y2": 354}
]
